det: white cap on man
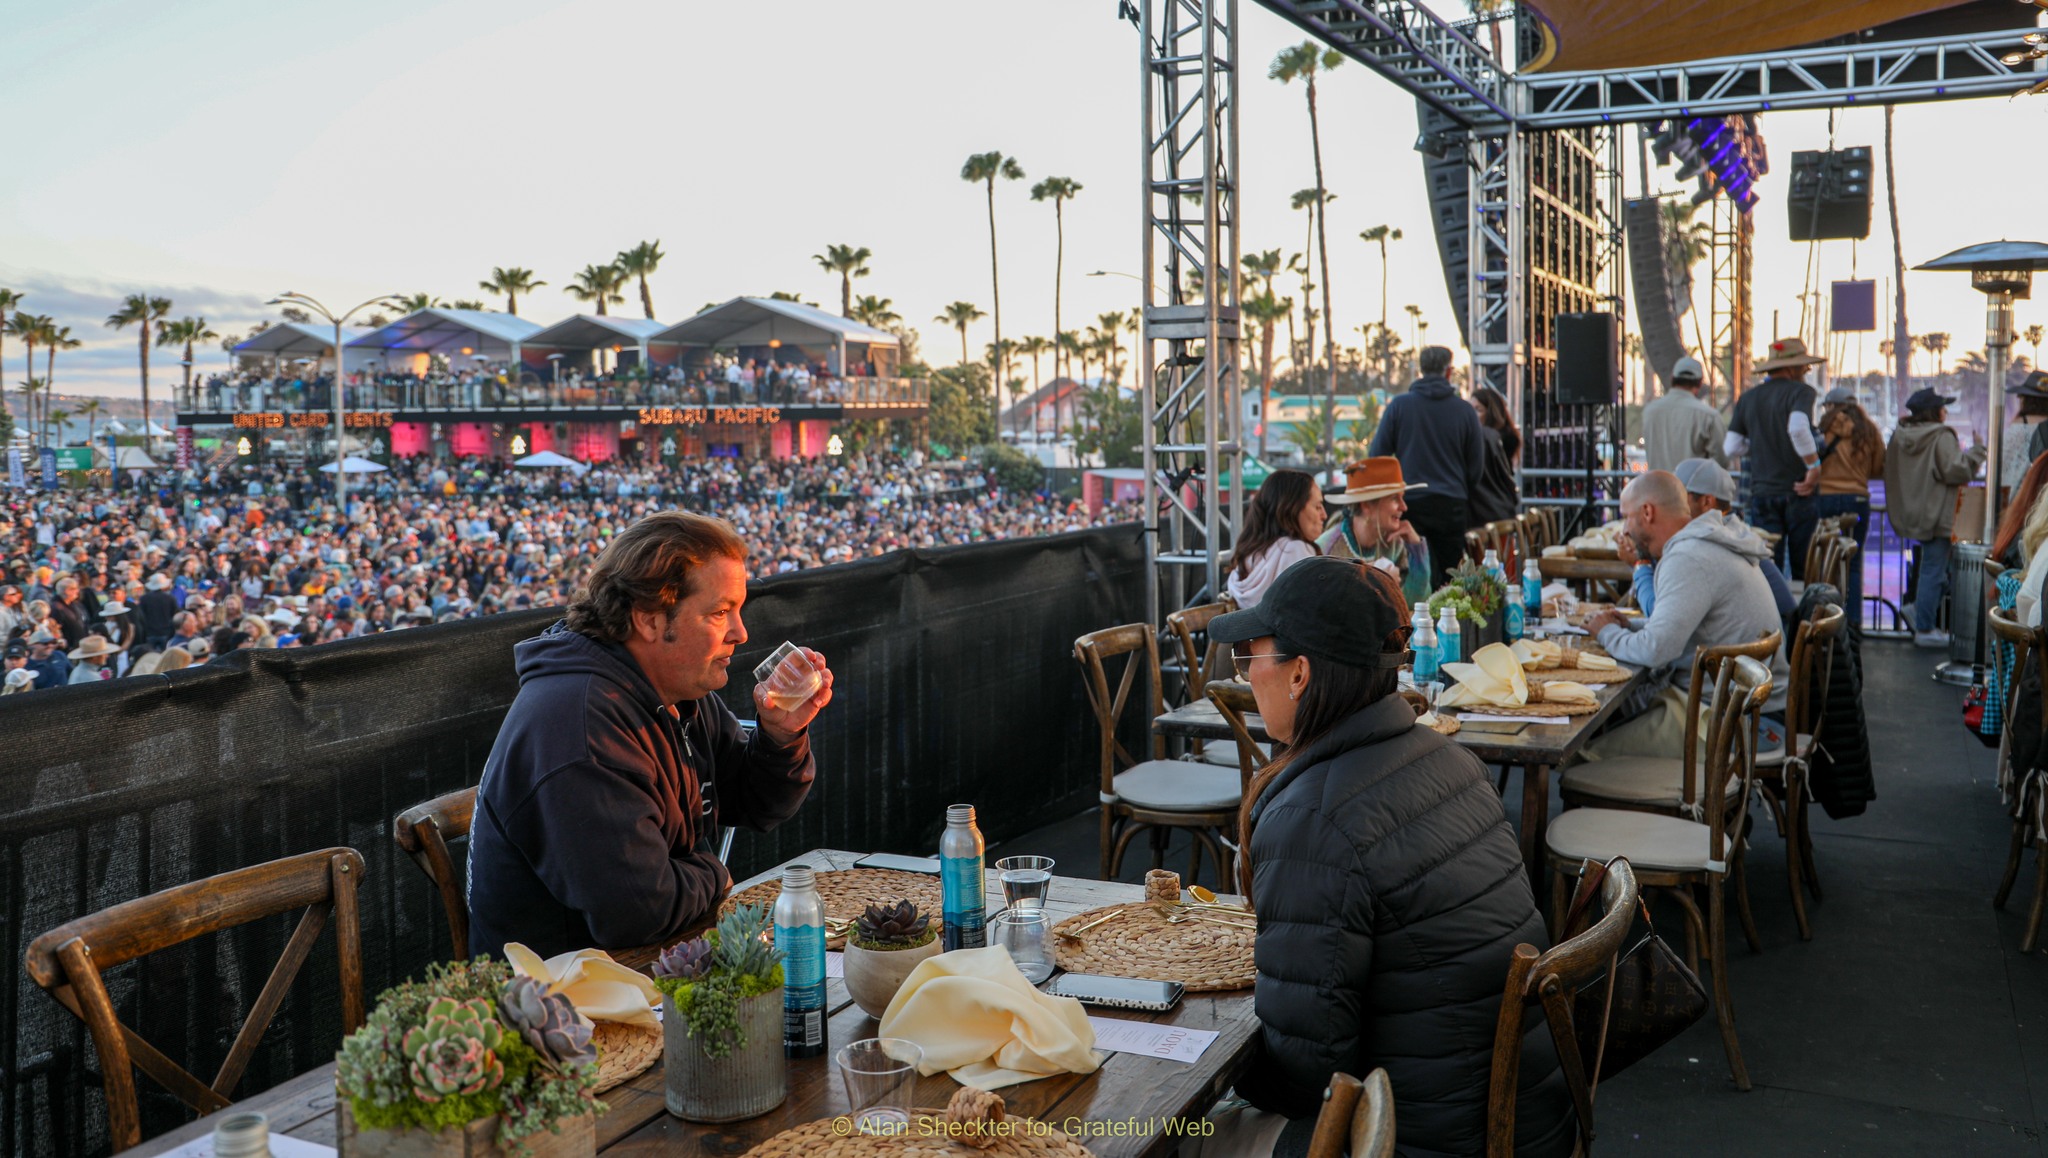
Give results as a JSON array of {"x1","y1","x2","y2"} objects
[{"x1": 1671, "y1": 356, "x2": 1705, "y2": 386}]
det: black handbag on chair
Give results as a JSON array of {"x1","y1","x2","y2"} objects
[{"x1": 1562, "y1": 858, "x2": 1710, "y2": 1081}]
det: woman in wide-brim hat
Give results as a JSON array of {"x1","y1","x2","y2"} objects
[
  {"x1": 1315, "y1": 457, "x2": 1435, "y2": 606},
  {"x1": 2011, "y1": 370, "x2": 2048, "y2": 490},
  {"x1": 1752, "y1": 336, "x2": 1827, "y2": 373}
]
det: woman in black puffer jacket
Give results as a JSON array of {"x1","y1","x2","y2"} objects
[{"x1": 1208, "y1": 556, "x2": 1575, "y2": 1158}]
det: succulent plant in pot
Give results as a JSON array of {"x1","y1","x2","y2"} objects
[
  {"x1": 651, "y1": 904, "x2": 789, "y2": 1123},
  {"x1": 843, "y1": 900, "x2": 941, "y2": 1019}
]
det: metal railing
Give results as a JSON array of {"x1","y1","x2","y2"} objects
[{"x1": 176, "y1": 376, "x2": 927, "y2": 415}]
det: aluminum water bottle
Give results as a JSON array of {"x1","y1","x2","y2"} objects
[
  {"x1": 1523, "y1": 560, "x2": 1543, "y2": 617},
  {"x1": 773, "y1": 865, "x2": 828, "y2": 1058},
  {"x1": 940, "y1": 805, "x2": 987, "y2": 951},
  {"x1": 1504, "y1": 585, "x2": 1525, "y2": 644},
  {"x1": 1481, "y1": 549, "x2": 1506, "y2": 585},
  {"x1": 1410, "y1": 602, "x2": 1439, "y2": 684},
  {"x1": 1437, "y1": 606, "x2": 1462, "y2": 665}
]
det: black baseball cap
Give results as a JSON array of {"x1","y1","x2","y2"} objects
[
  {"x1": 4, "y1": 640, "x2": 26, "y2": 659},
  {"x1": 1208, "y1": 555, "x2": 1410, "y2": 669},
  {"x1": 1904, "y1": 387, "x2": 1957, "y2": 415}
]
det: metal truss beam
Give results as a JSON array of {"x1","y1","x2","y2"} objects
[
  {"x1": 1253, "y1": 0, "x2": 1511, "y2": 128},
  {"x1": 1521, "y1": 28, "x2": 2043, "y2": 128},
  {"x1": 1140, "y1": 0, "x2": 1243, "y2": 626},
  {"x1": 1465, "y1": 120, "x2": 1523, "y2": 406}
]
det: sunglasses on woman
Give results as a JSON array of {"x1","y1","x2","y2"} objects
[{"x1": 1230, "y1": 648, "x2": 1288, "y2": 680}]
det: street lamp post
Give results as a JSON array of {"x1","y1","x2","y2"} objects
[{"x1": 270, "y1": 292, "x2": 392, "y2": 516}]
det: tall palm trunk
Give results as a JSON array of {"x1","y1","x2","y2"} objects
[
  {"x1": 985, "y1": 180, "x2": 1004, "y2": 424},
  {"x1": 1053, "y1": 201, "x2": 1066, "y2": 380},
  {"x1": 138, "y1": 320, "x2": 152, "y2": 438},
  {"x1": 182, "y1": 338, "x2": 196, "y2": 398},
  {"x1": 640, "y1": 277, "x2": 655, "y2": 320},
  {"x1": 1258, "y1": 318, "x2": 1276, "y2": 461},
  {"x1": 957, "y1": 324, "x2": 970, "y2": 368},
  {"x1": 20, "y1": 333, "x2": 35, "y2": 443},
  {"x1": 1885, "y1": 105, "x2": 1911, "y2": 411},
  {"x1": 45, "y1": 345, "x2": 57, "y2": 446},
  {"x1": 1307, "y1": 77, "x2": 1339, "y2": 463}
]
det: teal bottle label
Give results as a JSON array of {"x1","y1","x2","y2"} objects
[
  {"x1": 941, "y1": 854, "x2": 986, "y2": 950},
  {"x1": 1413, "y1": 642, "x2": 1439, "y2": 683},
  {"x1": 1505, "y1": 600, "x2": 1525, "y2": 643},
  {"x1": 1441, "y1": 630, "x2": 1461, "y2": 665},
  {"x1": 1524, "y1": 577, "x2": 1542, "y2": 612},
  {"x1": 776, "y1": 922, "x2": 827, "y2": 1055}
]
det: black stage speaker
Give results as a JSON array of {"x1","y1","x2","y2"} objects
[
  {"x1": 1417, "y1": 100, "x2": 1474, "y2": 345},
  {"x1": 1625, "y1": 198, "x2": 1690, "y2": 390},
  {"x1": 1555, "y1": 312, "x2": 1618, "y2": 406},
  {"x1": 1788, "y1": 147, "x2": 1872, "y2": 241}
]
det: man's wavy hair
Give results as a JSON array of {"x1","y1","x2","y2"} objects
[{"x1": 564, "y1": 512, "x2": 746, "y2": 642}]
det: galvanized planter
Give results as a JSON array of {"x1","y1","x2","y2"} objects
[
  {"x1": 663, "y1": 988, "x2": 788, "y2": 1123},
  {"x1": 336, "y1": 1100, "x2": 594, "y2": 1158}
]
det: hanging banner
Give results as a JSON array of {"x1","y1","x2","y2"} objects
[
  {"x1": 1831, "y1": 280, "x2": 1876, "y2": 333},
  {"x1": 7, "y1": 447, "x2": 23, "y2": 489},
  {"x1": 39, "y1": 447, "x2": 58, "y2": 487},
  {"x1": 176, "y1": 426, "x2": 194, "y2": 470}
]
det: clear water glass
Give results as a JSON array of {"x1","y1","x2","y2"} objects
[
  {"x1": 753, "y1": 640, "x2": 821, "y2": 710},
  {"x1": 992, "y1": 909, "x2": 1055, "y2": 984},
  {"x1": 996, "y1": 855, "x2": 1055, "y2": 911},
  {"x1": 836, "y1": 1038, "x2": 922, "y2": 1136}
]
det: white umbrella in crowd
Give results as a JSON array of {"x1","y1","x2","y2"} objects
[
  {"x1": 514, "y1": 450, "x2": 589, "y2": 474},
  {"x1": 318, "y1": 456, "x2": 388, "y2": 474}
]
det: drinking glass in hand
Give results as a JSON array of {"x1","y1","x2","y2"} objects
[
  {"x1": 836, "y1": 1038, "x2": 922, "y2": 1136},
  {"x1": 753, "y1": 641, "x2": 821, "y2": 711},
  {"x1": 995, "y1": 856, "x2": 1054, "y2": 911},
  {"x1": 992, "y1": 909, "x2": 1055, "y2": 984}
]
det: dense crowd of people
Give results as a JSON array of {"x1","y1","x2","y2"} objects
[{"x1": 0, "y1": 451, "x2": 1138, "y2": 693}]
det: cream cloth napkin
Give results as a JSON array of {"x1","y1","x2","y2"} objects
[
  {"x1": 504, "y1": 944, "x2": 663, "y2": 1029},
  {"x1": 1441, "y1": 643, "x2": 1598, "y2": 708},
  {"x1": 877, "y1": 946, "x2": 1102, "y2": 1090}
]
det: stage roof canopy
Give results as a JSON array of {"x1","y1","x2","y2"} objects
[
  {"x1": 650, "y1": 297, "x2": 898, "y2": 349},
  {"x1": 1524, "y1": 0, "x2": 1978, "y2": 73},
  {"x1": 346, "y1": 308, "x2": 543, "y2": 357},
  {"x1": 522, "y1": 315, "x2": 669, "y2": 350}
]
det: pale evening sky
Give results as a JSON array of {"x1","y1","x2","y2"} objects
[{"x1": 1, "y1": 0, "x2": 2042, "y2": 402}]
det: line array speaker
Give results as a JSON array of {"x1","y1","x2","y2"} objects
[{"x1": 1625, "y1": 197, "x2": 1691, "y2": 391}]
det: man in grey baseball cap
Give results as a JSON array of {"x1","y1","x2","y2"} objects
[
  {"x1": 1620, "y1": 457, "x2": 1795, "y2": 621},
  {"x1": 1641, "y1": 355, "x2": 1729, "y2": 473}
]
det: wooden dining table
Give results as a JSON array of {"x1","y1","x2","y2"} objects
[
  {"x1": 1154, "y1": 665, "x2": 1647, "y2": 894},
  {"x1": 120, "y1": 850, "x2": 1259, "y2": 1158}
]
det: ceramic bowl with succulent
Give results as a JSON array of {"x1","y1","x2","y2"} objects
[{"x1": 842, "y1": 900, "x2": 940, "y2": 1019}]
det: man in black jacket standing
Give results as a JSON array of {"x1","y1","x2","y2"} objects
[
  {"x1": 1368, "y1": 346, "x2": 1486, "y2": 587},
  {"x1": 467, "y1": 511, "x2": 831, "y2": 959}
]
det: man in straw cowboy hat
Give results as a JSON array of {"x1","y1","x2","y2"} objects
[
  {"x1": 1315, "y1": 457, "x2": 1433, "y2": 606},
  {"x1": 66, "y1": 634, "x2": 121, "y2": 685},
  {"x1": 1726, "y1": 336, "x2": 1826, "y2": 578}
]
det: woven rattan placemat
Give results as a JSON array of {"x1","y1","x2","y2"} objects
[
  {"x1": 1446, "y1": 698, "x2": 1600, "y2": 717},
  {"x1": 742, "y1": 1112, "x2": 1095, "y2": 1157},
  {"x1": 1526, "y1": 666, "x2": 1630, "y2": 685},
  {"x1": 721, "y1": 868, "x2": 943, "y2": 950},
  {"x1": 1051, "y1": 902, "x2": 1254, "y2": 993},
  {"x1": 590, "y1": 1020, "x2": 661, "y2": 1093}
]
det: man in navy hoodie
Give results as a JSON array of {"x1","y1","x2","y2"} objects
[
  {"x1": 1368, "y1": 345, "x2": 1486, "y2": 588},
  {"x1": 467, "y1": 511, "x2": 830, "y2": 959}
]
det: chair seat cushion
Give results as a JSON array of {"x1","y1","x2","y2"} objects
[
  {"x1": 1200, "y1": 741, "x2": 1271, "y2": 767},
  {"x1": 1546, "y1": 807, "x2": 1725, "y2": 873},
  {"x1": 1113, "y1": 760, "x2": 1242, "y2": 812},
  {"x1": 1754, "y1": 733, "x2": 1814, "y2": 768},
  {"x1": 1559, "y1": 757, "x2": 1738, "y2": 808}
]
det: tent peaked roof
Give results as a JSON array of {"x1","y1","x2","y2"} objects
[
  {"x1": 522, "y1": 314, "x2": 670, "y2": 349},
  {"x1": 346, "y1": 308, "x2": 543, "y2": 353},
  {"x1": 649, "y1": 297, "x2": 898, "y2": 348},
  {"x1": 233, "y1": 321, "x2": 338, "y2": 356}
]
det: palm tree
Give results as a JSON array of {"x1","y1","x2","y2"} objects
[
  {"x1": 1029, "y1": 176, "x2": 1083, "y2": 377},
  {"x1": 47, "y1": 408, "x2": 67, "y2": 448},
  {"x1": 961, "y1": 150, "x2": 1026, "y2": 412},
  {"x1": 1359, "y1": 225, "x2": 1403, "y2": 334},
  {"x1": 1285, "y1": 250, "x2": 1314, "y2": 372},
  {"x1": 105, "y1": 293, "x2": 172, "y2": 435},
  {"x1": 16, "y1": 380, "x2": 40, "y2": 446},
  {"x1": 157, "y1": 317, "x2": 219, "y2": 404},
  {"x1": 812, "y1": 244, "x2": 872, "y2": 318},
  {"x1": 0, "y1": 288, "x2": 18, "y2": 431},
  {"x1": 1057, "y1": 330, "x2": 1086, "y2": 385},
  {"x1": 2027, "y1": 324, "x2": 2043, "y2": 370},
  {"x1": 986, "y1": 338, "x2": 1023, "y2": 430},
  {"x1": 77, "y1": 397, "x2": 103, "y2": 444},
  {"x1": 617, "y1": 241, "x2": 665, "y2": 318},
  {"x1": 387, "y1": 292, "x2": 444, "y2": 314},
  {"x1": 10, "y1": 314, "x2": 41, "y2": 439},
  {"x1": 1019, "y1": 335, "x2": 1052, "y2": 395},
  {"x1": 479, "y1": 267, "x2": 546, "y2": 315},
  {"x1": 1096, "y1": 312, "x2": 1131, "y2": 384},
  {"x1": 1242, "y1": 290, "x2": 1290, "y2": 460},
  {"x1": 1885, "y1": 106, "x2": 1912, "y2": 402},
  {"x1": 936, "y1": 301, "x2": 986, "y2": 367},
  {"x1": 850, "y1": 295, "x2": 900, "y2": 328},
  {"x1": 1274, "y1": 40, "x2": 1343, "y2": 461},
  {"x1": 43, "y1": 322, "x2": 81, "y2": 442},
  {"x1": 1243, "y1": 249, "x2": 1284, "y2": 302},
  {"x1": 1919, "y1": 332, "x2": 1951, "y2": 380},
  {"x1": 567, "y1": 263, "x2": 628, "y2": 316}
]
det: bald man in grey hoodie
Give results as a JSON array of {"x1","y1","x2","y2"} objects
[{"x1": 1579, "y1": 470, "x2": 1787, "y2": 760}]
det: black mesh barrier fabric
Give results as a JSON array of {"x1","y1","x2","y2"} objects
[{"x1": 0, "y1": 525, "x2": 1145, "y2": 1157}]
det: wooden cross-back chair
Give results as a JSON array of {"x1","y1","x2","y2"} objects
[
  {"x1": 1166, "y1": 598, "x2": 1247, "y2": 769},
  {"x1": 23, "y1": 847, "x2": 367, "y2": 1152},
  {"x1": 1545, "y1": 655, "x2": 1774, "y2": 1090},
  {"x1": 1305, "y1": 1068, "x2": 1396, "y2": 1158},
  {"x1": 1486, "y1": 857, "x2": 1640, "y2": 1158},
  {"x1": 1991, "y1": 605, "x2": 2048, "y2": 951},
  {"x1": 395, "y1": 787, "x2": 478, "y2": 961},
  {"x1": 1075, "y1": 625, "x2": 1241, "y2": 884},
  {"x1": 1754, "y1": 603, "x2": 1845, "y2": 940},
  {"x1": 1481, "y1": 518, "x2": 1526, "y2": 574},
  {"x1": 1204, "y1": 679, "x2": 1272, "y2": 893}
]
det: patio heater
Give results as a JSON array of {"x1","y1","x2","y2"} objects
[{"x1": 1911, "y1": 241, "x2": 2048, "y2": 685}]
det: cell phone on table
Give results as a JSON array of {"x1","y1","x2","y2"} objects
[
  {"x1": 853, "y1": 852, "x2": 941, "y2": 874},
  {"x1": 1045, "y1": 973, "x2": 1185, "y2": 1012},
  {"x1": 1458, "y1": 718, "x2": 1531, "y2": 734}
]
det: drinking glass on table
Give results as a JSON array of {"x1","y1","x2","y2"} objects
[
  {"x1": 995, "y1": 855, "x2": 1055, "y2": 912},
  {"x1": 837, "y1": 1038, "x2": 923, "y2": 1136},
  {"x1": 992, "y1": 909, "x2": 1055, "y2": 984},
  {"x1": 753, "y1": 640, "x2": 822, "y2": 710}
]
